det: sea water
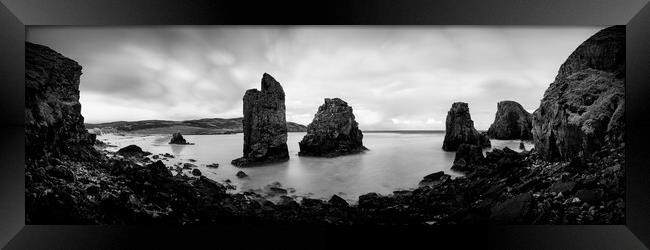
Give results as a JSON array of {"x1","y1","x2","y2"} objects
[{"x1": 98, "y1": 132, "x2": 534, "y2": 202}]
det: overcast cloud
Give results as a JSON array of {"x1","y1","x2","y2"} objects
[{"x1": 27, "y1": 26, "x2": 603, "y2": 130}]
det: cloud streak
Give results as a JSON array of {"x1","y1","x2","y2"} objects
[{"x1": 27, "y1": 26, "x2": 602, "y2": 130}]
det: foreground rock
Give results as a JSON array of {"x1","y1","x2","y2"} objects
[
  {"x1": 298, "y1": 98, "x2": 368, "y2": 157},
  {"x1": 116, "y1": 145, "x2": 151, "y2": 158},
  {"x1": 451, "y1": 144, "x2": 485, "y2": 172},
  {"x1": 487, "y1": 101, "x2": 533, "y2": 140},
  {"x1": 442, "y1": 102, "x2": 491, "y2": 151},
  {"x1": 25, "y1": 42, "x2": 99, "y2": 163},
  {"x1": 169, "y1": 132, "x2": 192, "y2": 144},
  {"x1": 231, "y1": 73, "x2": 289, "y2": 167},
  {"x1": 532, "y1": 25, "x2": 625, "y2": 161}
]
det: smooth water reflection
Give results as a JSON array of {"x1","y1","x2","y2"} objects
[{"x1": 98, "y1": 132, "x2": 533, "y2": 202}]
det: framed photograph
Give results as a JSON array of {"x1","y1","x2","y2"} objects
[{"x1": 1, "y1": 0, "x2": 650, "y2": 249}]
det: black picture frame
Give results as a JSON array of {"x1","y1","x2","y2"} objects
[{"x1": 1, "y1": 0, "x2": 650, "y2": 249}]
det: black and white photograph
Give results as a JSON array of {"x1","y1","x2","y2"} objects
[{"x1": 24, "y1": 25, "x2": 625, "y2": 225}]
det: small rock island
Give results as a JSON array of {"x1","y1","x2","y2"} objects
[
  {"x1": 231, "y1": 73, "x2": 290, "y2": 167},
  {"x1": 487, "y1": 100, "x2": 533, "y2": 140},
  {"x1": 442, "y1": 102, "x2": 491, "y2": 151},
  {"x1": 169, "y1": 132, "x2": 192, "y2": 144},
  {"x1": 298, "y1": 98, "x2": 368, "y2": 157}
]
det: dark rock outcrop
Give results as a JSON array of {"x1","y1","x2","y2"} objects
[
  {"x1": 451, "y1": 144, "x2": 485, "y2": 172},
  {"x1": 442, "y1": 102, "x2": 491, "y2": 151},
  {"x1": 231, "y1": 73, "x2": 289, "y2": 167},
  {"x1": 25, "y1": 42, "x2": 98, "y2": 163},
  {"x1": 298, "y1": 98, "x2": 367, "y2": 157},
  {"x1": 487, "y1": 101, "x2": 533, "y2": 140},
  {"x1": 236, "y1": 171, "x2": 248, "y2": 178},
  {"x1": 169, "y1": 132, "x2": 191, "y2": 144},
  {"x1": 532, "y1": 25, "x2": 625, "y2": 161}
]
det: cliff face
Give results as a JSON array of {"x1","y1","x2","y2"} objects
[
  {"x1": 531, "y1": 26, "x2": 625, "y2": 161},
  {"x1": 25, "y1": 42, "x2": 97, "y2": 164},
  {"x1": 487, "y1": 101, "x2": 533, "y2": 140},
  {"x1": 298, "y1": 98, "x2": 367, "y2": 157},
  {"x1": 442, "y1": 102, "x2": 491, "y2": 151},
  {"x1": 231, "y1": 73, "x2": 289, "y2": 166}
]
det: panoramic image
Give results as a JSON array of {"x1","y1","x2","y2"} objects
[{"x1": 25, "y1": 25, "x2": 625, "y2": 225}]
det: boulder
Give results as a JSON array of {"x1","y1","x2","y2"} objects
[
  {"x1": 328, "y1": 195, "x2": 349, "y2": 207},
  {"x1": 419, "y1": 171, "x2": 451, "y2": 187},
  {"x1": 451, "y1": 144, "x2": 485, "y2": 172},
  {"x1": 298, "y1": 98, "x2": 368, "y2": 157},
  {"x1": 231, "y1": 73, "x2": 290, "y2": 166},
  {"x1": 442, "y1": 102, "x2": 491, "y2": 151},
  {"x1": 236, "y1": 171, "x2": 248, "y2": 178},
  {"x1": 487, "y1": 101, "x2": 533, "y2": 140},
  {"x1": 191, "y1": 169, "x2": 202, "y2": 176},
  {"x1": 25, "y1": 42, "x2": 98, "y2": 163},
  {"x1": 116, "y1": 145, "x2": 151, "y2": 158},
  {"x1": 169, "y1": 132, "x2": 191, "y2": 144},
  {"x1": 531, "y1": 26, "x2": 625, "y2": 161}
]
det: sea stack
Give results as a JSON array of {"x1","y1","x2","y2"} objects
[
  {"x1": 298, "y1": 98, "x2": 367, "y2": 157},
  {"x1": 442, "y1": 102, "x2": 491, "y2": 151},
  {"x1": 487, "y1": 101, "x2": 533, "y2": 140},
  {"x1": 531, "y1": 25, "x2": 625, "y2": 161},
  {"x1": 231, "y1": 73, "x2": 289, "y2": 167},
  {"x1": 169, "y1": 132, "x2": 191, "y2": 144}
]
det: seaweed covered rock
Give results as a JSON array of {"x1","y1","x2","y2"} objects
[
  {"x1": 487, "y1": 101, "x2": 533, "y2": 140},
  {"x1": 298, "y1": 98, "x2": 367, "y2": 157},
  {"x1": 442, "y1": 102, "x2": 491, "y2": 151},
  {"x1": 231, "y1": 73, "x2": 289, "y2": 166},
  {"x1": 25, "y1": 42, "x2": 98, "y2": 163},
  {"x1": 531, "y1": 25, "x2": 625, "y2": 161}
]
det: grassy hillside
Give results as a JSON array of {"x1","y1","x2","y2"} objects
[{"x1": 86, "y1": 117, "x2": 307, "y2": 135}]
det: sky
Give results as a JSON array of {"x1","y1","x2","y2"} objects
[{"x1": 27, "y1": 26, "x2": 603, "y2": 130}]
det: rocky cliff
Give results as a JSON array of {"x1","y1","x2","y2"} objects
[
  {"x1": 298, "y1": 98, "x2": 367, "y2": 157},
  {"x1": 487, "y1": 101, "x2": 533, "y2": 140},
  {"x1": 231, "y1": 73, "x2": 290, "y2": 166},
  {"x1": 531, "y1": 25, "x2": 625, "y2": 161},
  {"x1": 442, "y1": 102, "x2": 491, "y2": 151},
  {"x1": 25, "y1": 42, "x2": 98, "y2": 163}
]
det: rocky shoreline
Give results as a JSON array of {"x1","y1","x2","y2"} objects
[{"x1": 25, "y1": 25, "x2": 626, "y2": 225}]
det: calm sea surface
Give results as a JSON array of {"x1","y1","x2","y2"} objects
[{"x1": 98, "y1": 132, "x2": 533, "y2": 202}]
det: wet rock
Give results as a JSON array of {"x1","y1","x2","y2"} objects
[
  {"x1": 206, "y1": 163, "x2": 219, "y2": 168},
  {"x1": 532, "y1": 26, "x2": 625, "y2": 161},
  {"x1": 490, "y1": 192, "x2": 532, "y2": 222},
  {"x1": 299, "y1": 98, "x2": 368, "y2": 157},
  {"x1": 487, "y1": 101, "x2": 533, "y2": 140},
  {"x1": 116, "y1": 145, "x2": 151, "y2": 158},
  {"x1": 442, "y1": 102, "x2": 491, "y2": 151},
  {"x1": 548, "y1": 179, "x2": 576, "y2": 194},
  {"x1": 264, "y1": 182, "x2": 287, "y2": 195},
  {"x1": 328, "y1": 195, "x2": 349, "y2": 207},
  {"x1": 519, "y1": 142, "x2": 525, "y2": 150},
  {"x1": 236, "y1": 171, "x2": 248, "y2": 178},
  {"x1": 301, "y1": 197, "x2": 325, "y2": 208},
  {"x1": 182, "y1": 163, "x2": 197, "y2": 169},
  {"x1": 451, "y1": 144, "x2": 485, "y2": 172},
  {"x1": 169, "y1": 132, "x2": 191, "y2": 144},
  {"x1": 192, "y1": 169, "x2": 202, "y2": 176},
  {"x1": 232, "y1": 73, "x2": 290, "y2": 167},
  {"x1": 47, "y1": 165, "x2": 75, "y2": 181},
  {"x1": 419, "y1": 171, "x2": 451, "y2": 187}
]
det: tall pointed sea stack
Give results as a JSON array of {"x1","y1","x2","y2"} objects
[
  {"x1": 231, "y1": 73, "x2": 289, "y2": 167},
  {"x1": 531, "y1": 25, "x2": 625, "y2": 161},
  {"x1": 442, "y1": 102, "x2": 491, "y2": 151},
  {"x1": 487, "y1": 100, "x2": 533, "y2": 140},
  {"x1": 298, "y1": 98, "x2": 367, "y2": 157}
]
